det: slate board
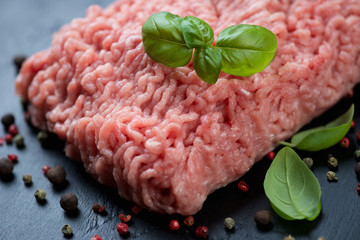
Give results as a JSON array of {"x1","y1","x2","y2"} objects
[{"x1": 1, "y1": 1, "x2": 360, "y2": 239}]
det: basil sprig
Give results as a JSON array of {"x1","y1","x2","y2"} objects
[
  {"x1": 142, "y1": 11, "x2": 278, "y2": 84},
  {"x1": 280, "y1": 104, "x2": 354, "y2": 151},
  {"x1": 264, "y1": 147, "x2": 322, "y2": 221}
]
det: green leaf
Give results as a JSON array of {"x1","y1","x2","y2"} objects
[
  {"x1": 181, "y1": 16, "x2": 214, "y2": 48},
  {"x1": 280, "y1": 104, "x2": 354, "y2": 151},
  {"x1": 215, "y1": 24, "x2": 277, "y2": 77},
  {"x1": 193, "y1": 48, "x2": 222, "y2": 84},
  {"x1": 264, "y1": 147, "x2": 322, "y2": 221},
  {"x1": 142, "y1": 11, "x2": 193, "y2": 68}
]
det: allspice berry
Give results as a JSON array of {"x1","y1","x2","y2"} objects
[
  {"x1": 46, "y1": 166, "x2": 66, "y2": 185},
  {"x1": 1, "y1": 114, "x2": 15, "y2": 129},
  {"x1": 0, "y1": 158, "x2": 14, "y2": 176},
  {"x1": 60, "y1": 193, "x2": 78, "y2": 211},
  {"x1": 254, "y1": 210, "x2": 271, "y2": 226}
]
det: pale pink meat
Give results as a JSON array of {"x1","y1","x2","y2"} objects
[{"x1": 15, "y1": 0, "x2": 360, "y2": 215}]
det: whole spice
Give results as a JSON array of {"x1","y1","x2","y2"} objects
[
  {"x1": 37, "y1": 130, "x2": 49, "y2": 146},
  {"x1": 238, "y1": 180, "x2": 249, "y2": 192},
  {"x1": 184, "y1": 215, "x2": 194, "y2": 227},
  {"x1": 119, "y1": 214, "x2": 131, "y2": 223},
  {"x1": 92, "y1": 203, "x2": 106, "y2": 213},
  {"x1": 60, "y1": 193, "x2": 78, "y2": 211},
  {"x1": 354, "y1": 149, "x2": 360, "y2": 159},
  {"x1": 303, "y1": 157, "x2": 313, "y2": 168},
  {"x1": 0, "y1": 137, "x2": 3, "y2": 146},
  {"x1": 7, "y1": 154, "x2": 18, "y2": 162},
  {"x1": 46, "y1": 166, "x2": 66, "y2": 184},
  {"x1": 266, "y1": 151, "x2": 275, "y2": 160},
  {"x1": 1, "y1": 114, "x2": 15, "y2": 129},
  {"x1": 42, "y1": 165, "x2": 51, "y2": 175},
  {"x1": 284, "y1": 235, "x2": 295, "y2": 240},
  {"x1": 131, "y1": 205, "x2": 142, "y2": 214},
  {"x1": 5, "y1": 133, "x2": 12, "y2": 144},
  {"x1": 317, "y1": 237, "x2": 326, "y2": 240},
  {"x1": 224, "y1": 217, "x2": 235, "y2": 230},
  {"x1": 169, "y1": 219, "x2": 180, "y2": 231},
  {"x1": 327, "y1": 154, "x2": 338, "y2": 169},
  {"x1": 91, "y1": 235, "x2": 102, "y2": 240},
  {"x1": 34, "y1": 189, "x2": 46, "y2": 201},
  {"x1": 0, "y1": 158, "x2": 14, "y2": 176},
  {"x1": 357, "y1": 131, "x2": 360, "y2": 141},
  {"x1": 351, "y1": 120, "x2": 355, "y2": 129},
  {"x1": 326, "y1": 171, "x2": 338, "y2": 181},
  {"x1": 340, "y1": 137, "x2": 350, "y2": 148},
  {"x1": 355, "y1": 162, "x2": 360, "y2": 178},
  {"x1": 22, "y1": 174, "x2": 32, "y2": 185},
  {"x1": 357, "y1": 184, "x2": 360, "y2": 193},
  {"x1": 116, "y1": 223, "x2": 129, "y2": 235},
  {"x1": 195, "y1": 226, "x2": 208, "y2": 239},
  {"x1": 62, "y1": 224, "x2": 73, "y2": 236},
  {"x1": 13, "y1": 134, "x2": 25, "y2": 148},
  {"x1": 8, "y1": 124, "x2": 19, "y2": 136},
  {"x1": 254, "y1": 210, "x2": 271, "y2": 226},
  {"x1": 13, "y1": 55, "x2": 27, "y2": 72}
]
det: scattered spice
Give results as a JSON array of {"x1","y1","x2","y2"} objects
[
  {"x1": 184, "y1": 215, "x2": 194, "y2": 227},
  {"x1": 351, "y1": 120, "x2": 355, "y2": 129},
  {"x1": 224, "y1": 217, "x2": 235, "y2": 230},
  {"x1": 7, "y1": 154, "x2": 18, "y2": 162},
  {"x1": 13, "y1": 55, "x2": 27, "y2": 72},
  {"x1": 90, "y1": 235, "x2": 102, "y2": 240},
  {"x1": 254, "y1": 210, "x2": 271, "y2": 226},
  {"x1": 116, "y1": 223, "x2": 129, "y2": 235},
  {"x1": 60, "y1": 193, "x2": 78, "y2": 211},
  {"x1": 92, "y1": 203, "x2": 106, "y2": 213},
  {"x1": 238, "y1": 180, "x2": 249, "y2": 192},
  {"x1": 131, "y1": 205, "x2": 142, "y2": 214},
  {"x1": 1, "y1": 114, "x2": 15, "y2": 129},
  {"x1": 327, "y1": 154, "x2": 338, "y2": 169},
  {"x1": 317, "y1": 237, "x2": 326, "y2": 240},
  {"x1": 266, "y1": 151, "x2": 275, "y2": 160},
  {"x1": 0, "y1": 137, "x2": 3, "y2": 146},
  {"x1": 8, "y1": 124, "x2": 19, "y2": 136},
  {"x1": 46, "y1": 166, "x2": 66, "y2": 185},
  {"x1": 34, "y1": 189, "x2": 46, "y2": 201},
  {"x1": 284, "y1": 235, "x2": 295, "y2": 240},
  {"x1": 326, "y1": 171, "x2": 338, "y2": 181},
  {"x1": 354, "y1": 149, "x2": 360, "y2": 159},
  {"x1": 13, "y1": 134, "x2": 25, "y2": 148},
  {"x1": 357, "y1": 131, "x2": 360, "y2": 141},
  {"x1": 195, "y1": 226, "x2": 208, "y2": 239},
  {"x1": 303, "y1": 157, "x2": 313, "y2": 168},
  {"x1": 169, "y1": 220, "x2": 180, "y2": 231},
  {"x1": 37, "y1": 130, "x2": 49, "y2": 146},
  {"x1": 5, "y1": 133, "x2": 13, "y2": 144},
  {"x1": 0, "y1": 158, "x2": 14, "y2": 176},
  {"x1": 119, "y1": 214, "x2": 131, "y2": 223},
  {"x1": 62, "y1": 224, "x2": 73, "y2": 236},
  {"x1": 340, "y1": 137, "x2": 350, "y2": 148},
  {"x1": 42, "y1": 165, "x2": 51, "y2": 175},
  {"x1": 355, "y1": 162, "x2": 360, "y2": 178},
  {"x1": 346, "y1": 89, "x2": 354, "y2": 98},
  {"x1": 357, "y1": 184, "x2": 360, "y2": 194},
  {"x1": 22, "y1": 174, "x2": 32, "y2": 185}
]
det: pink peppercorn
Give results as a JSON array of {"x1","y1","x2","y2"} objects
[
  {"x1": 42, "y1": 165, "x2": 51, "y2": 175},
  {"x1": 8, "y1": 124, "x2": 19, "y2": 136},
  {"x1": 169, "y1": 220, "x2": 180, "y2": 231},
  {"x1": 238, "y1": 180, "x2": 249, "y2": 192},
  {"x1": 92, "y1": 203, "x2": 106, "y2": 213},
  {"x1": 340, "y1": 137, "x2": 350, "y2": 148},
  {"x1": 357, "y1": 184, "x2": 360, "y2": 194},
  {"x1": 351, "y1": 120, "x2": 355, "y2": 129},
  {"x1": 195, "y1": 226, "x2": 208, "y2": 239},
  {"x1": 266, "y1": 151, "x2": 275, "y2": 160},
  {"x1": 5, "y1": 134, "x2": 12, "y2": 144},
  {"x1": 7, "y1": 154, "x2": 18, "y2": 162},
  {"x1": 0, "y1": 137, "x2": 3, "y2": 146},
  {"x1": 119, "y1": 214, "x2": 131, "y2": 223},
  {"x1": 184, "y1": 215, "x2": 194, "y2": 227},
  {"x1": 357, "y1": 131, "x2": 360, "y2": 140},
  {"x1": 117, "y1": 223, "x2": 129, "y2": 235},
  {"x1": 90, "y1": 235, "x2": 102, "y2": 240},
  {"x1": 131, "y1": 205, "x2": 142, "y2": 214}
]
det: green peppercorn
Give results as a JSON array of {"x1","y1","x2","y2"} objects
[
  {"x1": 354, "y1": 149, "x2": 360, "y2": 159},
  {"x1": 224, "y1": 217, "x2": 235, "y2": 230},
  {"x1": 327, "y1": 154, "x2": 338, "y2": 169},
  {"x1": 60, "y1": 193, "x2": 78, "y2": 211},
  {"x1": 34, "y1": 189, "x2": 46, "y2": 201},
  {"x1": 37, "y1": 130, "x2": 49, "y2": 146},
  {"x1": 13, "y1": 134, "x2": 25, "y2": 148},
  {"x1": 326, "y1": 171, "x2": 338, "y2": 181},
  {"x1": 303, "y1": 157, "x2": 313, "y2": 168},
  {"x1": 0, "y1": 158, "x2": 14, "y2": 176},
  {"x1": 62, "y1": 224, "x2": 73, "y2": 236},
  {"x1": 46, "y1": 166, "x2": 66, "y2": 185},
  {"x1": 355, "y1": 162, "x2": 360, "y2": 178},
  {"x1": 254, "y1": 210, "x2": 271, "y2": 226},
  {"x1": 284, "y1": 235, "x2": 295, "y2": 240},
  {"x1": 22, "y1": 174, "x2": 32, "y2": 185},
  {"x1": 317, "y1": 237, "x2": 326, "y2": 240}
]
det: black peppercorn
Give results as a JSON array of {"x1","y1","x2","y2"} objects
[
  {"x1": 60, "y1": 193, "x2": 78, "y2": 211},
  {"x1": 0, "y1": 158, "x2": 14, "y2": 176},
  {"x1": 13, "y1": 55, "x2": 26, "y2": 72},
  {"x1": 46, "y1": 166, "x2": 66, "y2": 185},
  {"x1": 254, "y1": 210, "x2": 271, "y2": 226},
  {"x1": 1, "y1": 114, "x2": 15, "y2": 129},
  {"x1": 355, "y1": 162, "x2": 360, "y2": 178}
]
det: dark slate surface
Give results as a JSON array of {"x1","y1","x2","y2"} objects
[{"x1": 1, "y1": 1, "x2": 360, "y2": 239}]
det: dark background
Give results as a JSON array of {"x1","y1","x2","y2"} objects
[{"x1": 1, "y1": 1, "x2": 360, "y2": 239}]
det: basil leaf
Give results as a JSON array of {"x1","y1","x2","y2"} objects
[
  {"x1": 142, "y1": 11, "x2": 193, "y2": 67},
  {"x1": 264, "y1": 147, "x2": 322, "y2": 221},
  {"x1": 193, "y1": 48, "x2": 222, "y2": 84},
  {"x1": 181, "y1": 16, "x2": 214, "y2": 48},
  {"x1": 215, "y1": 24, "x2": 277, "y2": 77},
  {"x1": 280, "y1": 104, "x2": 354, "y2": 151}
]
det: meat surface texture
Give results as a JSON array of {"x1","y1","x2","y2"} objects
[{"x1": 15, "y1": 0, "x2": 360, "y2": 215}]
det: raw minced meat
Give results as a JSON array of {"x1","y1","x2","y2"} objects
[{"x1": 15, "y1": 0, "x2": 360, "y2": 215}]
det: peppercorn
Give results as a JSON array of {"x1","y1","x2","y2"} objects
[
  {"x1": 340, "y1": 137, "x2": 350, "y2": 148},
  {"x1": 8, "y1": 124, "x2": 19, "y2": 136},
  {"x1": 326, "y1": 171, "x2": 338, "y2": 181},
  {"x1": 116, "y1": 223, "x2": 129, "y2": 235},
  {"x1": 169, "y1": 220, "x2": 180, "y2": 231},
  {"x1": 37, "y1": 130, "x2": 49, "y2": 146},
  {"x1": 224, "y1": 217, "x2": 235, "y2": 230},
  {"x1": 327, "y1": 154, "x2": 338, "y2": 169},
  {"x1": 303, "y1": 157, "x2": 313, "y2": 168},
  {"x1": 46, "y1": 166, "x2": 66, "y2": 185},
  {"x1": 7, "y1": 154, "x2": 18, "y2": 162},
  {"x1": 90, "y1": 235, "x2": 102, "y2": 240},
  {"x1": 266, "y1": 151, "x2": 275, "y2": 160},
  {"x1": 131, "y1": 205, "x2": 142, "y2": 214},
  {"x1": 355, "y1": 162, "x2": 360, "y2": 178},
  {"x1": 60, "y1": 193, "x2": 78, "y2": 211},
  {"x1": 119, "y1": 214, "x2": 131, "y2": 223},
  {"x1": 357, "y1": 184, "x2": 360, "y2": 193},
  {"x1": 317, "y1": 237, "x2": 326, "y2": 240},
  {"x1": 1, "y1": 114, "x2": 15, "y2": 129},
  {"x1": 0, "y1": 158, "x2": 14, "y2": 176},
  {"x1": 284, "y1": 235, "x2": 295, "y2": 240},
  {"x1": 62, "y1": 224, "x2": 73, "y2": 236},
  {"x1": 13, "y1": 55, "x2": 26, "y2": 72},
  {"x1": 0, "y1": 137, "x2": 3, "y2": 146},
  {"x1": 34, "y1": 189, "x2": 46, "y2": 201},
  {"x1": 238, "y1": 180, "x2": 249, "y2": 192},
  {"x1": 354, "y1": 149, "x2": 360, "y2": 159},
  {"x1": 351, "y1": 120, "x2": 355, "y2": 129},
  {"x1": 184, "y1": 215, "x2": 194, "y2": 227},
  {"x1": 22, "y1": 174, "x2": 32, "y2": 185},
  {"x1": 42, "y1": 165, "x2": 51, "y2": 175},
  {"x1": 195, "y1": 226, "x2": 208, "y2": 239},
  {"x1": 13, "y1": 134, "x2": 24, "y2": 148},
  {"x1": 254, "y1": 210, "x2": 271, "y2": 226},
  {"x1": 357, "y1": 131, "x2": 360, "y2": 141},
  {"x1": 5, "y1": 133, "x2": 12, "y2": 144},
  {"x1": 92, "y1": 203, "x2": 106, "y2": 213}
]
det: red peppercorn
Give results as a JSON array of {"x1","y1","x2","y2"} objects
[
  {"x1": 92, "y1": 203, "x2": 106, "y2": 213},
  {"x1": 90, "y1": 235, "x2": 102, "y2": 240},
  {"x1": 131, "y1": 205, "x2": 142, "y2": 214},
  {"x1": 7, "y1": 154, "x2": 18, "y2": 162},
  {"x1": 119, "y1": 214, "x2": 131, "y2": 223},
  {"x1": 184, "y1": 215, "x2": 194, "y2": 227},
  {"x1": 117, "y1": 223, "x2": 129, "y2": 235},
  {"x1": 351, "y1": 120, "x2": 356, "y2": 129},
  {"x1": 5, "y1": 133, "x2": 12, "y2": 144},
  {"x1": 238, "y1": 180, "x2": 249, "y2": 192},
  {"x1": 195, "y1": 226, "x2": 208, "y2": 239},
  {"x1": 169, "y1": 220, "x2": 180, "y2": 231},
  {"x1": 347, "y1": 89, "x2": 354, "y2": 98},
  {"x1": 340, "y1": 137, "x2": 350, "y2": 148},
  {"x1": 8, "y1": 124, "x2": 19, "y2": 136},
  {"x1": 357, "y1": 131, "x2": 360, "y2": 141},
  {"x1": 42, "y1": 165, "x2": 51, "y2": 175},
  {"x1": 357, "y1": 184, "x2": 360, "y2": 194},
  {"x1": 266, "y1": 151, "x2": 275, "y2": 160},
  {"x1": 0, "y1": 137, "x2": 3, "y2": 146}
]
